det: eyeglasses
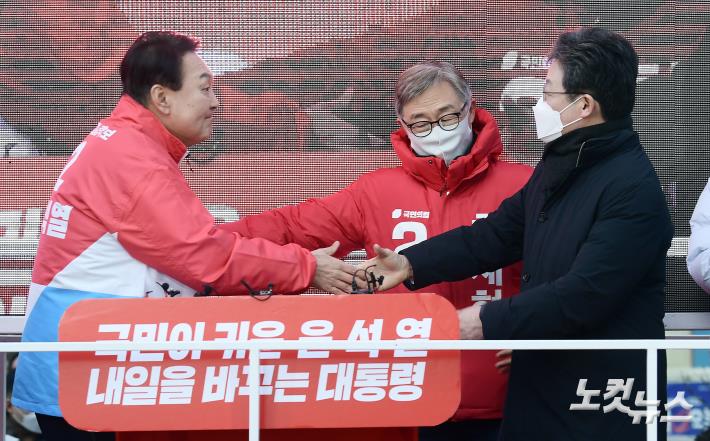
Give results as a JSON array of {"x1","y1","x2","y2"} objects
[
  {"x1": 542, "y1": 90, "x2": 581, "y2": 101},
  {"x1": 403, "y1": 104, "x2": 468, "y2": 137},
  {"x1": 351, "y1": 265, "x2": 384, "y2": 294}
]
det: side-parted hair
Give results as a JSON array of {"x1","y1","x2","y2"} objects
[
  {"x1": 120, "y1": 31, "x2": 200, "y2": 106},
  {"x1": 549, "y1": 27, "x2": 638, "y2": 121},
  {"x1": 395, "y1": 61, "x2": 471, "y2": 116}
]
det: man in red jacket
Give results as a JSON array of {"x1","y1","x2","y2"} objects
[
  {"x1": 12, "y1": 31, "x2": 361, "y2": 440},
  {"x1": 222, "y1": 61, "x2": 533, "y2": 441}
]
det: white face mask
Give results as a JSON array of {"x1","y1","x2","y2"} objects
[
  {"x1": 532, "y1": 95, "x2": 584, "y2": 144},
  {"x1": 406, "y1": 113, "x2": 474, "y2": 166}
]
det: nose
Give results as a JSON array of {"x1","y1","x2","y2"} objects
[{"x1": 210, "y1": 89, "x2": 219, "y2": 110}]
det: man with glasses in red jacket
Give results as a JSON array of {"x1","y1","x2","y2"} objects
[{"x1": 221, "y1": 61, "x2": 532, "y2": 441}]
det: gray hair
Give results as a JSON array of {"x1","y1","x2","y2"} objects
[{"x1": 394, "y1": 61, "x2": 471, "y2": 116}]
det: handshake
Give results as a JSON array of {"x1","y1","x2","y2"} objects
[
  {"x1": 310, "y1": 242, "x2": 412, "y2": 294},
  {"x1": 311, "y1": 241, "x2": 493, "y2": 345}
]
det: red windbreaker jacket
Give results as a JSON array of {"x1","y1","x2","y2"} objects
[
  {"x1": 13, "y1": 95, "x2": 317, "y2": 417},
  {"x1": 222, "y1": 107, "x2": 532, "y2": 420}
]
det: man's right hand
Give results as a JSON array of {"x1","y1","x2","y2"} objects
[
  {"x1": 358, "y1": 244, "x2": 412, "y2": 291},
  {"x1": 311, "y1": 241, "x2": 361, "y2": 294},
  {"x1": 495, "y1": 349, "x2": 512, "y2": 373}
]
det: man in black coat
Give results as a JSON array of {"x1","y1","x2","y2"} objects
[{"x1": 363, "y1": 27, "x2": 672, "y2": 441}]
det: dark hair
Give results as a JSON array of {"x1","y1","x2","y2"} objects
[
  {"x1": 120, "y1": 31, "x2": 200, "y2": 106},
  {"x1": 549, "y1": 27, "x2": 638, "y2": 121}
]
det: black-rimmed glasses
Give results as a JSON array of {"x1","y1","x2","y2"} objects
[
  {"x1": 542, "y1": 90, "x2": 582, "y2": 101},
  {"x1": 403, "y1": 104, "x2": 468, "y2": 137}
]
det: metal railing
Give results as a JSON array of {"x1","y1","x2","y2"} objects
[{"x1": 4, "y1": 338, "x2": 710, "y2": 441}]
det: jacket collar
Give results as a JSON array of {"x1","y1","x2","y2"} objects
[
  {"x1": 110, "y1": 95, "x2": 187, "y2": 163},
  {"x1": 540, "y1": 116, "x2": 637, "y2": 196},
  {"x1": 542, "y1": 116, "x2": 635, "y2": 165},
  {"x1": 390, "y1": 107, "x2": 504, "y2": 194}
]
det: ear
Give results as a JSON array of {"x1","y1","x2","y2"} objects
[
  {"x1": 579, "y1": 94, "x2": 596, "y2": 119},
  {"x1": 396, "y1": 118, "x2": 406, "y2": 130},
  {"x1": 148, "y1": 84, "x2": 170, "y2": 115},
  {"x1": 466, "y1": 95, "x2": 477, "y2": 124}
]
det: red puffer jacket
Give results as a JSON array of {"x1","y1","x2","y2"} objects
[{"x1": 221, "y1": 107, "x2": 533, "y2": 420}]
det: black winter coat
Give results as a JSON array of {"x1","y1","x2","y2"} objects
[{"x1": 402, "y1": 117, "x2": 672, "y2": 441}]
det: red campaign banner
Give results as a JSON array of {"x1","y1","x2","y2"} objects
[{"x1": 58, "y1": 293, "x2": 460, "y2": 432}]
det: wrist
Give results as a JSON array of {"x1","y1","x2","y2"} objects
[{"x1": 402, "y1": 255, "x2": 413, "y2": 279}]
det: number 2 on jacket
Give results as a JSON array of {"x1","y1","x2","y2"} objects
[{"x1": 392, "y1": 221, "x2": 428, "y2": 253}]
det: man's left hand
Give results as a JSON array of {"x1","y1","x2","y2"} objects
[{"x1": 457, "y1": 303, "x2": 484, "y2": 340}]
